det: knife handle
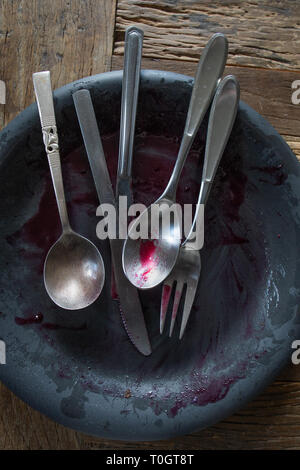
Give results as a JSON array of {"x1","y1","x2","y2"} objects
[
  {"x1": 73, "y1": 89, "x2": 116, "y2": 208},
  {"x1": 117, "y1": 26, "x2": 143, "y2": 186}
]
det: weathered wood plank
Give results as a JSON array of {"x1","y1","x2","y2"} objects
[
  {"x1": 115, "y1": 0, "x2": 300, "y2": 70},
  {"x1": 0, "y1": 0, "x2": 118, "y2": 450},
  {"x1": 1, "y1": 0, "x2": 300, "y2": 451},
  {"x1": 112, "y1": 55, "x2": 300, "y2": 160},
  {"x1": 0, "y1": 382, "x2": 81, "y2": 449},
  {"x1": 0, "y1": 0, "x2": 117, "y2": 128}
]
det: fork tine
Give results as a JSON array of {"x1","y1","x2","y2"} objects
[
  {"x1": 179, "y1": 282, "x2": 198, "y2": 340},
  {"x1": 160, "y1": 280, "x2": 173, "y2": 334},
  {"x1": 169, "y1": 281, "x2": 184, "y2": 337}
]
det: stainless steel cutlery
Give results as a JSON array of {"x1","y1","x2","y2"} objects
[
  {"x1": 73, "y1": 89, "x2": 151, "y2": 356},
  {"x1": 33, "y1": 71, "x2": 105, "y2": 311},
  {"x1": 160, "y1": 75, "x2": 240, "y2": 339},
  {"x1": 122, "y1": 33, "x2": 228, "y2": 290},
  {"x1": 33, "y1": 28, "x2": 240, "y2": 349}
]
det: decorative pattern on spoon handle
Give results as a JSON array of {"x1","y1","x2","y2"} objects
[{"x1": 42, "y1": 125, "x2": 59, "y2": 153}]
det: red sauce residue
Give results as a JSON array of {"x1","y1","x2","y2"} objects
[
  {"x1": 226, "y1": 171, "x2": 248, "y2": 222},
  {"x1": 251, "y1": 164, "x2": 287, "y2": 186},
  {"x1": 6, "y1": 130, "x2": 269, "y2": 417},
  {"x1": 160, "y1": 284, "x2": 171, "y2": 321},
  {"x1": 171, "y1": 290, "x2": 182, "y2": 319},
  {"x1": 136, "y1": 239, "x2": 158, "y2": 285},
  {"x1": 15, "y1": 312, "x2": 87, "y2": 331},
  {"x1": 15, "y1": 312, "x2": 44, "y2": 325},
  {"x1": 140, "y1": 239, "x2": 157, "y2": 266},
  {"x1": 111, "y1": 269, "x2": 118, "y2": 300},
  {"x1": 168, "y1": 376, "x2": 239, "y2": 418},
  {"x1": 221, "y1": 225, "x2": 249, "y2": 246}
]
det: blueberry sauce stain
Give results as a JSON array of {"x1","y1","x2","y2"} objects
[
  {"x1": 140, "y1": 239, "x2": 157, "y2": 266},
  {"x1": 111, "y1": 269, "x2": 119, "y2": 300},
  {"x1": 221, "y1": 224, "x2": 249, "y2": 246},
  {"x1": 5, "y1": 129, "x2": 273, "y2": 417},
  {"x1": 15, "y1": 311, "x2": 87, "y2": 331},
  {"x1": 251, "y1": 164, "x2": 287, "y2": 186},
  {"x1": 15, "y1": 312, "x2": 43, "y2": 325},
  {"x1": 224, "y1": 170, "x2": 248, "y2": 222},
  {"x1": 136, "y1": 239, "x2": 158, "y2": 286},
  {"x1": 169, "y1": 376, "x2": 239, "y2": 418},
  {"x1": 160, "y1": 284, "x2": 172, "y2": 320}
]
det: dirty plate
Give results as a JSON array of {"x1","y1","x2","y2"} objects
[{"x1": 0, "y1": 70, "x2": 300, "y2": 440}]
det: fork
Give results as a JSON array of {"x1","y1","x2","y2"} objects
[{"x1": 160, "y1": 75, "x2": 240, "y2": 339}]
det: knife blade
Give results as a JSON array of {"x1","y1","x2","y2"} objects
[{"x1": 73, "y1": 89, "x2": 151, "y2": 356}]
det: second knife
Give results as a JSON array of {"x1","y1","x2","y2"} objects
[{"x1": 73, "y1": 89, "x2": 151, "y2": 356}]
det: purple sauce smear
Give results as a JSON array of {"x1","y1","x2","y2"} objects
[{"x1": 5, "y1": 130, "x2": 271, "y2": 417}]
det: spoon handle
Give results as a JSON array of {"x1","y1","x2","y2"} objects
[
  {"x1": 184, "y1": 75, "x2": 240, "y2": 249},
  {"x1": 117, "y1": 26, "x2": 143, "y2": 206},
  {"x1": 33, "y1": 71, "x2": 70, "y2": 232},
  {"x1": 162, "y1": 33, "x2": 228, "y2": 201}
]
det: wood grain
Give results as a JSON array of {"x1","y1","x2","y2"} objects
[
  {"x1": 1, "y1": 0, "x2": 300, "y2": 451},
  {"x1": 112, "y1": 55, "x2": 300, "y2": 160},
  {"x1": 0, "y1": 0, "x2": 117, "y2": 128},
  {"x1": 0, "y1": 382, "x2": 80, "y2": 449},
  {"x1": 115, "y1": 0, "x2": 300, "y2": 70}
]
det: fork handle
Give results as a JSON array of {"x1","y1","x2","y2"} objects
[{"x1": 184, "y1": 75, "x2": 240, "y2": 249}]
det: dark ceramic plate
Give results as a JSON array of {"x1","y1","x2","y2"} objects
[{"x1": 0, "y1": 70, "x2": 300, "y2": 441}]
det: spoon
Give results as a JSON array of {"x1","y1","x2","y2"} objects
[
  {"x1": 33, "y1": 71, "x2": 105, "y2": 310},
  {"x1": 122, "y1": 33, "x2": 228, "y2": 289},
  {"x1": 160, "y1": 75, "x2": 240, "y2": 339}
]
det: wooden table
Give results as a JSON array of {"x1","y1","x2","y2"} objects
[{"x1": 0, "y1": 0, "x2": 300, "y2": 450}]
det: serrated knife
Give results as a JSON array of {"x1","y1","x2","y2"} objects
[{"x1": 73, "y1": 89, "x2": 151, "y2": 356}]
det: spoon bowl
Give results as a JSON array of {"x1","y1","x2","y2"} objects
[
  {"x1": 123, "y1": 198, "x2": 181, "y2": 288},
  {"x1": 44, "y1": 231, "x2": 105, "y2": 310}
]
